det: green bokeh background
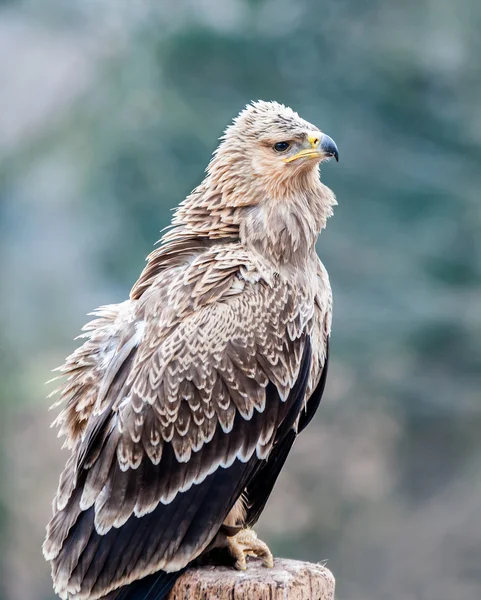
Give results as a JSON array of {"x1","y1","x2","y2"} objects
[{"x1": 1, "y1": 1, "x2": 481, "y2": 599}]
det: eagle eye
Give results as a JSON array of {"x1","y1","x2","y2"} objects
[{"x1": 273, "y1": 141, "x2": 291, "y2": 153}]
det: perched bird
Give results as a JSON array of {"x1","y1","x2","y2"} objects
[{"x1": 43, "y1": 100, "x2": 339, "y2": 600}]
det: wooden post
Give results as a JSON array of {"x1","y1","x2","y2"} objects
[{"x1": 169, "y1": 558, "x2": 335, "y2": 600}]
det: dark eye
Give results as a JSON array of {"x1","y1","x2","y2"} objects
[{"x1": 273, "y1": 141, "x2": 291, "y2": 153}]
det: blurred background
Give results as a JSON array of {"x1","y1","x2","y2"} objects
[{"x1": 1, "y1": 1, "x2": 481, "y2": 598}]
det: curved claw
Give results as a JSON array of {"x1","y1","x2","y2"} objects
[{"x1": 227, "y1": 528, "x2": 274, "y2": 570}]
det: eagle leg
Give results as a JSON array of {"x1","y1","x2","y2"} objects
[{"x1": 227, "y1": 528, "x2": 274, "y2": 570}]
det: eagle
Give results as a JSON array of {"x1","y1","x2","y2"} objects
[{"x1": 43, "y1": 101, "x2": 339, "y2": 600}]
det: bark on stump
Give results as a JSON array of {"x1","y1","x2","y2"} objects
[{"x1": 169, "y1": 558, "x2": 335, "y2": 600}]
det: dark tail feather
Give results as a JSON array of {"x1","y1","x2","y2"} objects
[{"x1": 102, "y1": 568, "x2": 188, "y2": 600}]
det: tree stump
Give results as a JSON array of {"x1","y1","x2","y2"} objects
[{"x1": 169, "y1": 558, "x2": 335, "y2": 599}]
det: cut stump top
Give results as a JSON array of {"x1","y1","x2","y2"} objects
[{"x1": 169, "y1": 558, "x2": 335, "y2": 600}]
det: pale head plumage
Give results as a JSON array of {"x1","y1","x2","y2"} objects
[
  {"x1": 213, "y1": 100, "x2": 338, "y2": 194},
  {"x1": 167, "y1": 100, "x2": 338, "y2": 267}
]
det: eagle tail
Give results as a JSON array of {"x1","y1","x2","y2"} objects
[{"x1": 101, "y1": 568, "x2": 188, "y2": 600}]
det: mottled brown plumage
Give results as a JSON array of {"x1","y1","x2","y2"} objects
[{"x1": 44, "y1": 101, "x2": 338, "y2": 600}]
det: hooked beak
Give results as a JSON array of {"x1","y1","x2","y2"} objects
[
  {"x1": 318, "y1": 133, "x2": 339, "y2": 162},
  {"x1": 283, "y1": 132, "x2": 339, "y2": 164}
]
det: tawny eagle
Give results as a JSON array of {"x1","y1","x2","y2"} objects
[{"x1": 43, "y1": 101, "x2": 339, "y2": 599}]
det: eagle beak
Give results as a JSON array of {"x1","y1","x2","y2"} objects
[
  {"x1": 317, "y1": 133, "x2": 339, "y2": 162},
  {"x1": 283, "y1": 132, "x2": 339, "y2": 163}
]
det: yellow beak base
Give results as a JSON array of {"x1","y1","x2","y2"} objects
[{"x1": 282, "y1": 149, "x2": 322, "y2": 163}]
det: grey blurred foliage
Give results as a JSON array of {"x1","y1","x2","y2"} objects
[{"x1": 0, "y1": 1, "x2": 480, "y2": 599}]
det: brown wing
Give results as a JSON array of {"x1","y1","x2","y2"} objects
[
  {"x1": 49, "y1": 302, "x2": 139, "y2": 449},
  {"x1": 244, "y1": 339, "x2": 329, "y2": 528},
  {"x1": 44, "y1": 278, "x2": 315, "y2": 600}
]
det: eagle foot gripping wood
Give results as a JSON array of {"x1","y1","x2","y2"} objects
[{"x1": 227, "y1": 528, "x2": 274, "y2": 571}]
